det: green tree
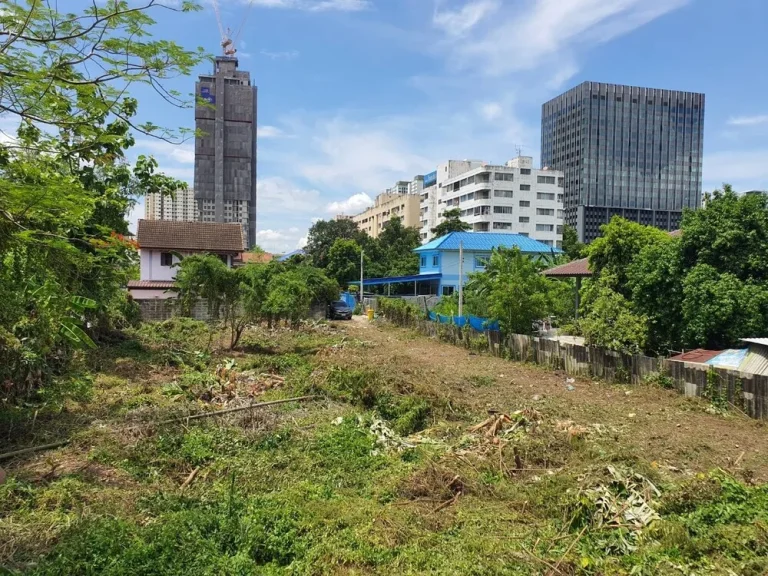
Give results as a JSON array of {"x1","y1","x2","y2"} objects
[
  {"x1": 0, "y1": 1, "x2": 204, "y2": 394},
  {"x1": 587, "y1": 216, "x2": 670, "y2": 296},
  {"x1": 430, "y1": 208, "x2": 471, "y2": 238},
  {"x1": 580, "y1": 278, "x2": 648, "y2": 355},
  {"x1": 305, "y1": 219, "x2": 365, "y2": 269},
  {"x1": 626, "y1": 237, "x2": 684, "y2": 354},
  {"x1": 682, "y1": 264, "x2": 768, "y2": 349},
  {"x1": 680, "y1": 185, "x2": 768, "y2": 282},
  {"x1": 465, "y1": 247, "x2": 555, "y2": 334},
  {"x1": 561, "y1": 224, "x2": 585, "y2": 261},
  {"x1": 377, "y1": 216, "x2": 421, "y2": 276},
  {"x1": 326, "y1": 239, "x2": 363, "y2": 287}
]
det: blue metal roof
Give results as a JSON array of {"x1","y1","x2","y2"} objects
[
  {"x1": 357, "y1": 273, "x2": 442, "y2": 286},
  {"x1": 415, "y1": 232, "x2": 561, "y2": 254},
  {"x1": 277, "y1": 249, "x2": 305, "y2": 262}
]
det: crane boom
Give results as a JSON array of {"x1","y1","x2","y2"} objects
[{"x1": 210, "y1": 0, "x2": 253, "y2": 57}]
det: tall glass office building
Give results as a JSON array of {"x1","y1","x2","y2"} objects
[{"x1": 541, "y1": 82, "x2": 704, "y2": 242}]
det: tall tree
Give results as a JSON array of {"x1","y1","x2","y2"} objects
[
  {"x1": 680, "y1": 185, "x2": 768, "y2": 282},
  {"x1": 378, "y1": 216, "x2": 421, "y2": 276},
  {"x1": 561, "y1": 224, "x2": 585, "y2": 261},
  {"x1": 587, "y1": 216, "x2": 669, "y2": 297},
  {"x1": 431, "y1": 208, "x2": 471, "y2": 238},
  {"x1": 326, "y1": 239, "x2": 363, "y2": 286},
  {"x1": 305, "y1": 218, "x2": 364, "y2": 269}
]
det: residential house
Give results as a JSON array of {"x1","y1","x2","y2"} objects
[
  {"x1": 128, "y1": 219, "x2": 245, "y2": 300},
  {"x1": 360, "y1": 232, "x2": 558, "y2": 296}
]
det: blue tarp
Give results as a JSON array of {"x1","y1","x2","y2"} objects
[
  {"x1": 426, "y1": 312, "x2": 499, "y2": 332},
  {"x1": 340, "y1": 292, "x2": 357, "y2": 309}
]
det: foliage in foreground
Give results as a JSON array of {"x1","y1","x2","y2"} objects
[
  {"x1": 3, "y1": 323, "x2": 768, "y2": 575},
  {"x1": 0, "y1": 1, "x2": 204, "y2": 398}
]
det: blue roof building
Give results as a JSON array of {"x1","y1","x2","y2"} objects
[
  {"x1": 361, "y1": 232, "x2": 559, "y2": 296},
  {"x1": 277, "y1": 249, "x2": 305, "y2": 262}
]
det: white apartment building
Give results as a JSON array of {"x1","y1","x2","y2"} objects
[
  {"x1": 419, "y1": 157, "x2": 564, "y2": 247},
  {"x1": 145, "y1": 187, "x2": 199, "y2": 222}
]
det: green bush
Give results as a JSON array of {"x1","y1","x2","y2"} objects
[{"x1": 378, "y1": 298, "x2": 422, "y2": 326}]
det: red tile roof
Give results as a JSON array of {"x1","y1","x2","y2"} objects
[
  {"x1": 237, "y1": 252, "x2": 274, "y2": 264},
  {"x1": 668, "y1": 349, "x2": 723, "y2": 364},
  {"x1": 136, "y1": 220, "x2": 244, "y2": 253},
  {"x1": 542, "y1": 258, "x2": 592, "y2": 278},
  {"x1": 127, "y1": 280, "x2": 176, "y2": 289}
]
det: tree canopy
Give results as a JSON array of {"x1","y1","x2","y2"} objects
[{"x1": 431, "y1": 208, "x2": 471, "y2": 238}]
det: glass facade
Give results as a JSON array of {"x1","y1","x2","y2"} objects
[{"x1": 541, "y1": 82, "x2": 704, "y2": 242}]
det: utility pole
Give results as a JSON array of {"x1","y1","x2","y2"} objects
[
  {"x1": 458, "y1": 240, "x2": 464, "y2": 317},
  {"x1": 360, "y1": 249, "x2": 364, "y2": 304}
]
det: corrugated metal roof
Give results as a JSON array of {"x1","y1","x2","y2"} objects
[
  {"x1": 127, "y1": 280, "x2": 175, "y2": 289},
  {"x1": 362, "y1": 273, "x2": 442, "y2": 286},
  {"x1": 668, "y1": 349, "x2": 723, "y2": 364},
  {"x1": 740, "y1": 346, "x2": 768, "y2": 376},
  {"x1": 741, "y1": 338, "x2": 768, "y2": 347},
  {"x1": 542, "y1": 258, "x2": 592, "y2": 277},
  {"x1": 415, "y1": 232, "x2": 561, "y2": 254}
]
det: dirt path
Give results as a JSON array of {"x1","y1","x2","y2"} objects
[{"x1": 342, "y1": 317, "x2": 768, "y2": 480}]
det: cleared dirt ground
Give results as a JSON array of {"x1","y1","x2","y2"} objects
[{"x1": 341, "y1": 318, "x2": 768, "y2": 481}]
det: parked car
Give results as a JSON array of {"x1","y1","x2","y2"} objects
[{"x1": 329, "y1": 300, "x2": 353, "y2": 320}]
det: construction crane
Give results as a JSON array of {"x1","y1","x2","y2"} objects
[{"x1": 210, "y1": 0, "x2": 254, "y2": 57}]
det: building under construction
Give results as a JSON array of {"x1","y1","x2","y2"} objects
[{"x1": 193, "y1": 56, "x2": 258, "y2": 247}]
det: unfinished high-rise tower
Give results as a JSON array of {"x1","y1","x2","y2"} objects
[{"x1": 194, "y1": 56, "x2": 257, "y2": 247}]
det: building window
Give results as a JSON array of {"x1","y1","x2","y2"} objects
[
  {"x1": 494, "y1": 190, "x2": 514, "y2": 198},
  {"x1": 160, "y1": 252, "x2": 173, "y2": 267},
  {"x1": 536, "y1": 208, "x2": 555, "y2": 216},
  {"x1": 520, "y1": 168, "x2": 531, "y2": 175},
  {"x1": 432, "y1": 255, "x2": 439, "y2": 267},
  {"x1": 474, "y1": 256, "x2": 488, "y2": 269},
  {"x1": 536, "y1": 224, "x2": 554, "y2": 232},
  {"x1": 442, "y1": 286, "x2": 455, "y2": 296},
  {"x1": 537, "y1": 175, "x2": 556, "y2": 185},
  {"x1": 494, "y1": 173, "x2": 514, "y2": 181},
  {"x1": 541, "y1": 240, "x2": 554, "y2": 247},
  {"x1": 519, "y1": 216, "x2": 530, "y2": 223},
  {"x1": 420, "y1": 256, "x2": 426, "y2": 268},
  {"x1": 537, "y1": 193, "x2": 555, "y2": 201},
  {"x1": 493, "y1": 206, "x2": 514, "y2": 214},
  {"x1": 493, "y1": 222, "x2": 512, "y2": 230},
  {"x1": 519, "y1": 200, "x2": 531, "y2": 207},
  {"x1": 520, "y1": 184, "x2": 531, "y2": 191}
]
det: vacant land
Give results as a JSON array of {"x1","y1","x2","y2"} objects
[{"x1": 2, "y1": 317, "x2": 768, "y2": 575}]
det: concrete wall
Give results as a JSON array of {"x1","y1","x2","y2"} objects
[
  {"x1": 128, "y1": 289, "x2": 174, "y2": 300},
  {"x1": 137, "y1": 298, "x2": 211, "y2": 322}
]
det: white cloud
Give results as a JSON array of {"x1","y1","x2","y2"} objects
[
  {"x1": 326, "y1": 192, "x2": 373, "y2": 215},
  {"x1": 257, "y1": 125, "x2": 286, "y2": 138},
  {"x1": 703, "y1": 149, "x2": 768, "y2": 192},
  {"x1": 436, "y1": 0, "x2": 688, "y2": 76},
  {"x1": 261, "y1": 49, "x2": 300, "y2": 60},
  {"x1": 255, "y1": 226, "x2": 310, "y2": 253},
  {"x1": 727, "y1": 115, "x2": 768, "y2": 127},
  {"x1": 433, "y1": 0, "x2": 500, "y2": 37},
  {"x1": 258, "y1": 177, "x2": 322, "y2": 213},
  {"x1": 478, "y1": 101, "x2": 503, "y2": 121},
  {"x1": 134, "y1": 139, "x2": 195, "y2": 164},
  {"x1": 298, "y1": 117, "x2": 435, "y2": 191}
]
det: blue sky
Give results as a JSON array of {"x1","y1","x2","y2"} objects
[{"x1": 121, "y1": 0, "x2": 768, "y2": 252}]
